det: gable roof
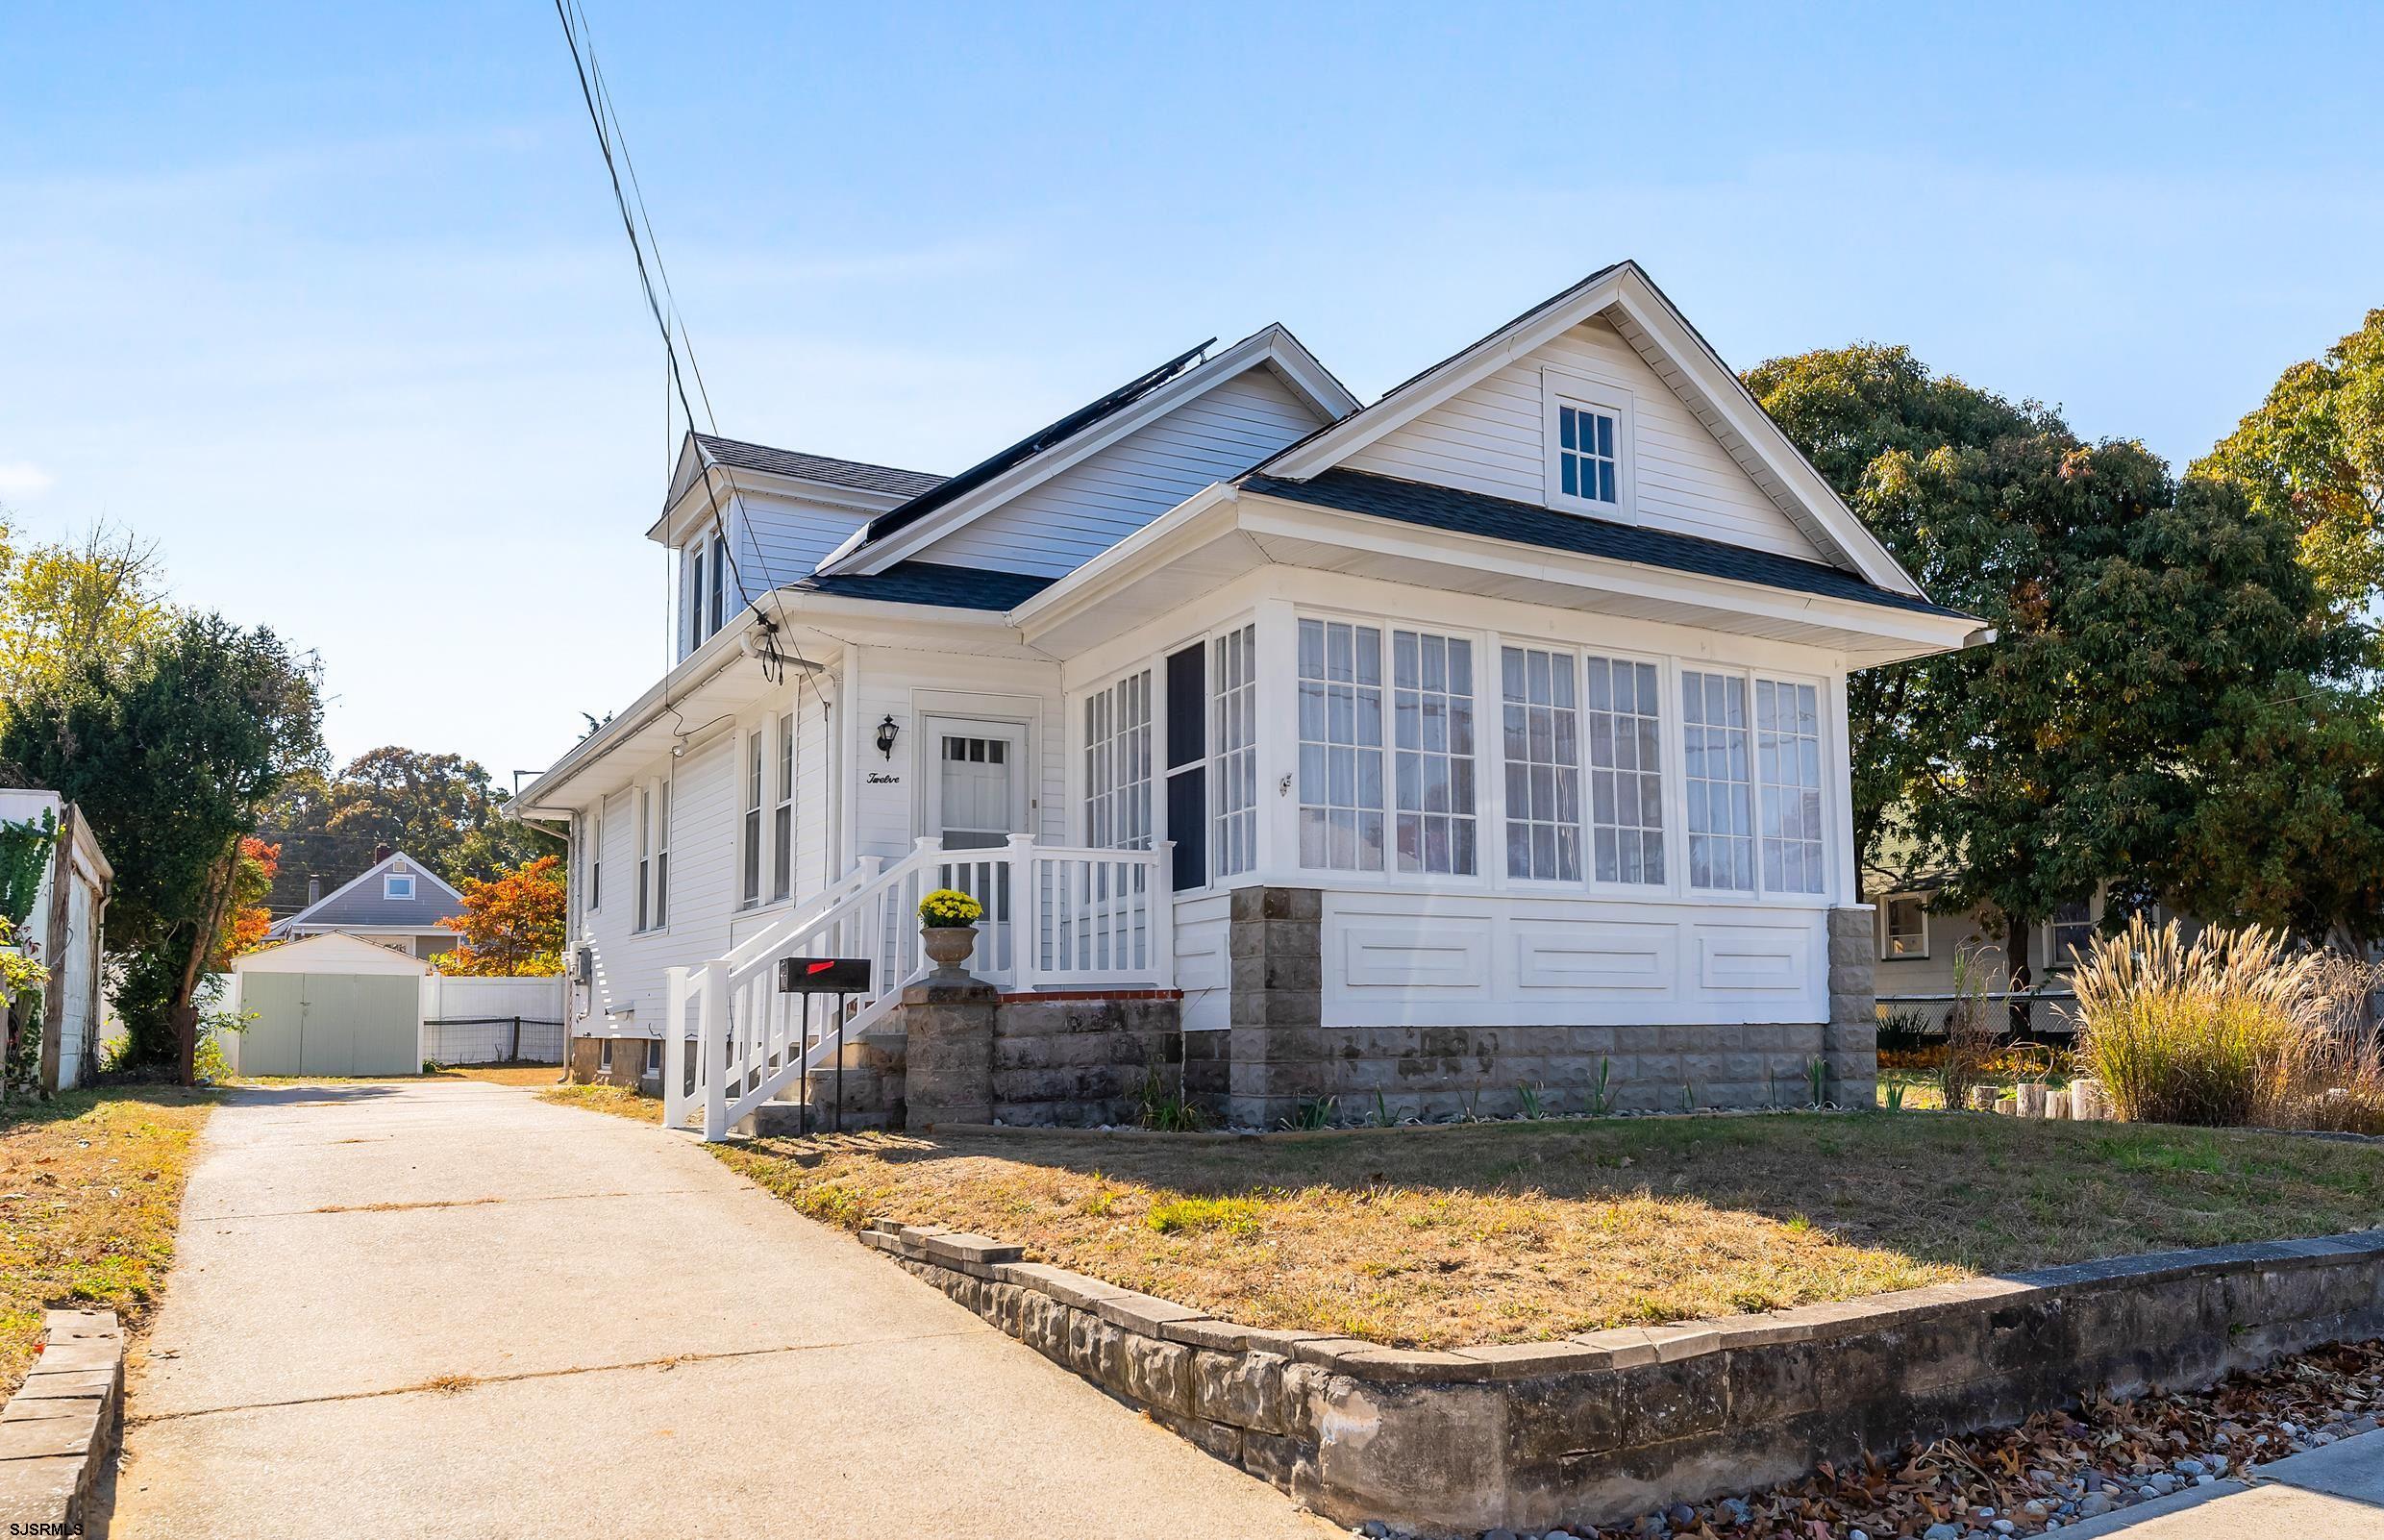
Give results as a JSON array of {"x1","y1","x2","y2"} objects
[
  {"x1": 689, "y1": 435, "x2": 945, "y2": 500},
  {"x1": 1256, "y1": 261, "x2": 1926, "y2": 598},
  {"x1": 1241, "y1": 470, "x2": 1970, "y2": 620},
  {"x1": 819, "y1": 322, "x2": 1360, "y2": 576},
  {"x1": 270, "y1": 850, "x2": 466, "y2": 935}
]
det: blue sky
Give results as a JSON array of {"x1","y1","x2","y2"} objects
[{"x1": 3, "y1": 2, "x2": 2379, "y2": 783}]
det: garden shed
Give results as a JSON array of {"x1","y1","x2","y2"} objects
[{"x1": 223, "y1": 932, "x2": 426, "y2": 1076}]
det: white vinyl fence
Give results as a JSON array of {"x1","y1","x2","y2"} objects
[{"x1": 419, "y1": 975, "x2": 567, "y2": 1064}]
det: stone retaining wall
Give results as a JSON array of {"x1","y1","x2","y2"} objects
[
  {"x1": 860, "y1": 1219, "x2": 2384, "y2": 1536},
  {"x1": 900, "y1": 987, "x2": 1187, "y2": 1130},
  {"x1": 0, "y1": 1308, "x2": 126, "y2": 1532}
]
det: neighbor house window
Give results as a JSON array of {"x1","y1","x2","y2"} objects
[
  {"x1": 1681, "y1": 670, "x2": 1754, "y2": 891},
  {"x1": 2048, "y1": 899, "x2": 2095, "y2": 968},
  {"x1": 1584, "y1": 656, "x2": 1666, "y2": 885},
  {"x1": 772, "y1": 711, "x2": 795, "y2": 902},
  {"x1": 1391, "y1": 630, "x2": 1476, "y2": 875},
  {"x1": 1755, "y1": 679, "x2": 1825, "y2": 895},
  {"x1": 1211, "y1": 624, "x2": 1257, "y2": 879},
  {"x1": 384, "y1": 868, "x2": 415, "y2": 901},
  {"x1": 1085, "y1": 670, "x2": 1154, "y2": 850},
  {"x1": 1501, "y1": 646, "x2": 1580, "y2": 882},
  {"x1": 1297, "y1": 619, "x2": 1384, "y2": 871},
  {"x1": 1882, "y1": 895, "x2": 1928, "y2": 959},
  {"x1": 740, "y1": 727, "x2": 763, "y2": 907}
]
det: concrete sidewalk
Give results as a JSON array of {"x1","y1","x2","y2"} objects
[
  {"x1": 112, "y1": 1080, "x2": 1336, "y2": 1539},
  {"x1": 2062, "y1": 1428, "x2": 2384, "y2": 1536}
]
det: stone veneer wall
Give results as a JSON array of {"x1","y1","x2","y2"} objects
[
  {"x1": 862, "y1": 1220, "x2": 2384, "y2": 1537},
  {"x1": 1224, "y1": 886, "x2": 1879, "y2": 1129},
  {"x1": 900, "y1": 986, "x2": 1186, "y2": 1130}
]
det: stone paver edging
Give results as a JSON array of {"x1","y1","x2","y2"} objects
[
  {"x1": 860, "y1": 1221, "x2": 2384, "y2": 1537},
  {"x1": 0, "y1": 1309, "x2": 126, "y2": 1532}
]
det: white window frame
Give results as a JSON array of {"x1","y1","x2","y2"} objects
[
  {"x1": 588, "y1": 802, "x2": 604, "y2": 912},
  {"x1": 1387, "y1": 626, "x2": 1479, "y2": 878},
  {"x1": 773, "y1": 710, "x2": 795, "y2": 904},
  {"x1": 1675, "y1": 663, "x2": 1833, "y2": 902},
  {"x1": 383, "y1": 871, "x2": 415, "y2": 902},
  {"x1": 1294, "y1": 617, "x2": 1386, "y2": 873},
  {"x1": 1083, "y1": 668, "x2": 1155, "y2": 851},
  {"x1": 739, "y1": 725, "x2": 764, "y2": 908},
  {"x1": 1210, "y1": 624, "x2": 1259, "y2": 881},
  {"x1": 685, "y1": 543, "x2": 707, "y2": 652},
  {"x1": 1880, "y1": 893, "x2": 1929, "y2": 960},
  {"x1": 1541, "y1": 368, "x2": 1636, "y2": 522},
  {"x1": 654, "y1": 779, "x2": 672, "y2": 929},
  {"x1": 2042, "y1": 893, "x2": 2101, "y2": 972}
]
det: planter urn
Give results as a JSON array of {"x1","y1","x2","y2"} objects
[{"x1": 921, "y1": 924, "x2": 979, "y2": 978}]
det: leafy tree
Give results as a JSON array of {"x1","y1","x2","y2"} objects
[
  {"x1": 432, "y1": 856, "x2": 565, "y2": 976},
  {"x1": 1746, "y1": 347, "x2": 2378, "y2": 958},
  {"x1": 211, "y1": 837, "x2": 280, "y2": 967},
  {"x1": 2197, "y1": 310, "x2": 2384, "y2": 619},
  {"x1": 2, "y1": 614, "x2": 324, "y2": 1079},
  {"x1": 258, "y1": 748, "x2": 559, "y2": 912},
  {"x1": 0, "y1": 517, "x2": 174, "y2": 699}
]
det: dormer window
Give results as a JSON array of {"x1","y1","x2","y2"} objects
[
  {"x1": 385, "y1": 866, "x2": 415, "y2": 902},
  {"x1": 1542, "y1": 370, "x2": 1633, "y2": 520}
]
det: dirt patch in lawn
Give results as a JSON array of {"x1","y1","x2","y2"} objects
[
  {"x1": 0, "y1": 1085, "x2": 216, "y2": 1396},
  {"x1": 537, "y1": 1083, "x2": 661, "y2": 1123},
  {"x1": 708, "y1": 1113, "x2": 2384, "y2": 1349}
]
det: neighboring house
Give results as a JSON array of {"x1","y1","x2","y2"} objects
[
  {"x1": 1871, "y1": 882, "x2": 2198, "y2": 1037},
  {"x1": 0, "y1": 788, "x2": 112, "y2": 1092},
  {"x1": 267, "y1": 849, "x2": 465, "y2": 961},
  {"x1": 512, "y1": 261, "x2": 1987, "y2": 1125}
]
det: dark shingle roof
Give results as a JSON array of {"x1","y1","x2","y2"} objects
[
  {"x1": 796, "y1": 561, "x2": 1055, "y2": 611},
  {"x1": 1239, "y1": 470, "x2": 1971, "y2": 621},
  {"x1": 849, "y1": 339, "x2": 1216, "y2": 551},
  {"x1": 693, "y1": 434, "x2": 945, "y2": 499}
]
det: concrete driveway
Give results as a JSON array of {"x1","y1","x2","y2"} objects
[
  {"x1": 2062, "y1": 1428, "x2": 2384, "y2": 1536},
  {"x1": 112, "y1": 1080, "x2": 1336, "y2": 1539}
]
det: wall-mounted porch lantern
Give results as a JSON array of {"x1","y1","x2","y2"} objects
[{"x1": 876, "y1": 714, "x2": 901, "y2": 759}]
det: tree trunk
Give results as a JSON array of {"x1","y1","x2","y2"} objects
[{"x1": 171, "y1": 847, "x2": 244, "y2": 1085}]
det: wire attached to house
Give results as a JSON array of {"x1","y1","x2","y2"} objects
[{"x1": 552, "y1": 0, "x2": 826, "y2": 728}]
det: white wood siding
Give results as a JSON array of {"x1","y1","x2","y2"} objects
[
  {"x1": 921, "y1": 367, "x2": 1330, "y2": 577},
  {"x1": 1343, "y1": 315, "x2": 1823, "y2": 560},
  {"x1": 844, "y1": 645, "x2": 1067, "y2": 860}
]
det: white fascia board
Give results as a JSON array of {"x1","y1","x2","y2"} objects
[
  {"x1": 645, "y1": 465, "x2": 910, "y2": 547},
  {"x1": 830, "y1": 328, "x2": 1348, "y2": 577}
]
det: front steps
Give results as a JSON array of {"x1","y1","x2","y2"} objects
[{"x1": 734, "y1": 1030, "x2": 906, "y2": 1135}]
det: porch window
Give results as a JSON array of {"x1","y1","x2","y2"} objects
[
  {"x1": 1755, "y1": 679, "x2": 1825, "y2": 894},
  {"x1": 773, "y1": 711, "x2": 794, "y2": 902},
  {"x1": 1297, "y1": 619, "x2": 1384, "y2": 871},
  {"x1": 1584, "y1": 657, "x2": 1665, "y2": 885},
  {"x1": 1085, "y1": 670, "x2": 1154, "y2": 849},
  {"x1": 1681, "y1": 670, "x2": 1754, "y2": 891},
  {"x1": 1211, "y1": 624, "x2": 1257, "y2": 879},
  {"x1": 740, "y1": 728, "x2": 763, "y2": 907},
  {"x1": 1501, "y1": 646, "x2": 1580, "y2": 882},
  {"x1": 1391, "y1": 630, "x2": 1477, "y2": 876}
]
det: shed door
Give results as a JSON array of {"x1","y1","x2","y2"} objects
[
  {"x1": 231, "y1": 972, "x2": 418, "y2": 1076},
  {"x1": 240, "y1": 974, "x2": 308, "y2": 1074}
]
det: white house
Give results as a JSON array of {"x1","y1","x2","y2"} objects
[
  {"x1": 0, "y1": 789, "x2": 112, "y2": 1092},
  {"x1": 266, "y1": 849, "x2": 465, "y2": 962},
  {"x1": 513, "y1": 262, "x2": 1989, "y2": 1134}
]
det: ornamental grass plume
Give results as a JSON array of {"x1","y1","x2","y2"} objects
[{"x1": 2064, "y1": 915, "x2": 2379, "y2": 1130}]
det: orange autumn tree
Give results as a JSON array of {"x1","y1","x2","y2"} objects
[
  {"x1": 211, "y1": 836, "x2": 279, "y2": 967},
  {"x1": 434, "y1": 855, "x2": 565, "y2": 976}
]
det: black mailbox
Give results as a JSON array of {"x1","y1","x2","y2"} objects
[{"x1": 776, "y1": 956, "x2": 872, "y2": 994}]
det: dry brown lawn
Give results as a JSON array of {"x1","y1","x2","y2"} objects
[
  {"x1": 699, "y1": 1113, "x2": 2384, "y2": 1349},
  {"x1": 538, "y1": 1082, "x2": 662, "y2": 1122},
  {"x1": 0, "y1": 1086, "x2": 216, "y2": 1395}
]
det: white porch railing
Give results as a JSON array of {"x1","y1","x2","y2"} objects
[{"x1": 665, "y1": 835, "x2": 1173, "y2": 1139}]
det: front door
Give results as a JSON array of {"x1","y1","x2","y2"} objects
[{"x1": 924, "y1": 718, "x2": 1030, "y2": 975}]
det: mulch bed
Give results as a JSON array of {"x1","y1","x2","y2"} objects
[{"x1": 1548, "y1": 1339, "x2": 2384, "y2": 1539}]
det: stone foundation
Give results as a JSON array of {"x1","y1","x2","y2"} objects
[
  {"x1": 566, "y1": 1034, "x2": 653, "y2": 1089},
  {"x1": 895, "y1": 984, "x2": 1188, "y2": 1130},
  {"x1": 862, "y1": 1220, "x2": 2384, "y2": 1537}
]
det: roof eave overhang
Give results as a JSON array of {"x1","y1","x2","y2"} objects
[
  {"x1": 646, "y1": 462, "x2": 914, "y2": 547},
  {"x1": 1013, "y1": 484, "x2": 1980, "y2": 667}
]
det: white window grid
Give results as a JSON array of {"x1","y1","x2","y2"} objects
[
  {"x1": 653, "y1": 781, "x2": 672, "y2": 929},
  {"x1": 773, "y1": 711, "x2": 795, "y2": 903},
  {"x1": 1084, "y1": 671, "x2": 1154, "y2": 850},
  {"x1": 740, "y1": 728, "x2": 764, "y2": 907},
  {"x1": 1501, "y1": 646, "x2": 1581, "y2": 882},
  {"x1": 1211, "y1": 625, "x2": 1258, "y2": 880},
  {"x1": 1755, "y1": 679, "x2": 1825, "y2": 895},
  {"x1": 1558, "y1": 402, "x2": 1619, "y2": 506},
  {"x1": 1297, "y1": 619, "x2": 1385, "y2": 871},
  {"x1": 1585, "y1": 656, "x2": 1666, "y2": 886},
  {"x1": 1681, "y1": 670, "x2": 1754, "y2": 892},
  {"x1": 1391, "y1": 630, "x2": 1478, "y2": 876}
]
